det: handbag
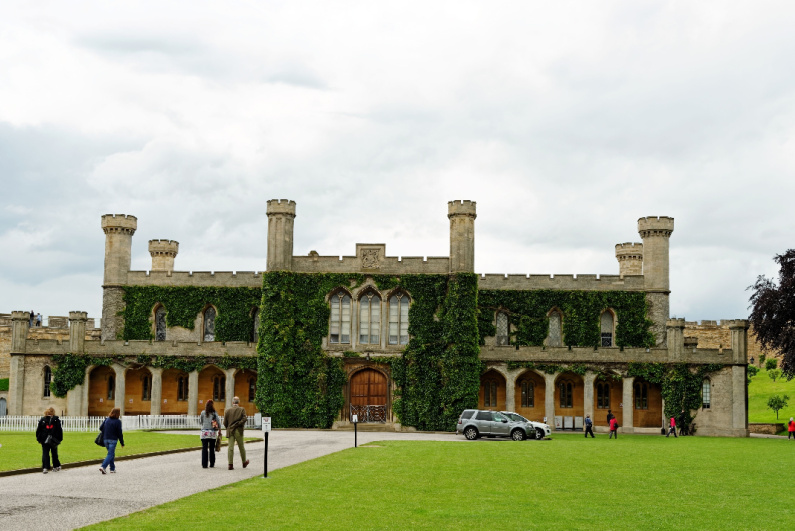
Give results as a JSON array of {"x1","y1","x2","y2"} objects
[
  {"x1": 94, "y1": 431, "x2": 105, "y2": 447},
  {"x1": 215, "y1": 413, "x2": 222, "y2": 452},
  {"x1": 44, "y1": 434, "x2": 60, "y2": 447}
]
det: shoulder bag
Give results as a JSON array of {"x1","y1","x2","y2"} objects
[
  {"x1": 94, "y1": 430, "x2": 105, "y2": 447},
  {"x1": 214, "y1": 413, "x2": 222, "y2": 452}
]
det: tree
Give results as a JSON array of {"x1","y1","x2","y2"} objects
[
  {"x1": 765, "y1": 358, "x2": 778, "y2": 371},
  {"x1": 759, "y1": 353, "x2": 767, "y2": 367},
  {"x1": 749, "y1": 250, "x2": 795, "y2": 379},
  {"x1": 767, "y1": 394, "x2": 789, "y2": 420},
  {"x1": 768, "y1": 369, "x2": 781, "y2": 382},
  {"x1": 747, "y1": 365, "x2": 760, "y2": 384}
]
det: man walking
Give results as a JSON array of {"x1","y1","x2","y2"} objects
[
  {"x1": 584, "y1": 414, "x2": 595, "y2": 438},
  {"x1": 223, "y1": 396, "x2": 249, "y2": 470}
]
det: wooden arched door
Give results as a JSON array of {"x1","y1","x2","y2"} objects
[{"x1": 350, "y1": 369, "x2": 387, "y2": 423}]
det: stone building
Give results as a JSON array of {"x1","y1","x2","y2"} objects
[{"x1": 5, "y1": 200, "x2": 750, "y2": 436}]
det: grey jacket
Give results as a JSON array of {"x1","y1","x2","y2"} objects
[{"x1": 200, "y1": 410, "x2": 220, "y2": 431}]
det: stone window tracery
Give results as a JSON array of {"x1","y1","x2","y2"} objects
[
  {"x1": 702, "y1": 379, "x2": 711, "y2": 409},
  {"x1": 329, "y1": 291, "x2": 351, "y2": 344},
  {"x1": 203, "y1": 307, "x2": 216, "y2": 342},
  {"x1": 155, "y1": 305, "x2": 166, "y2": 342},
  {"x1": 359, "y1": 291, "x2": 381, "y2": 345},
  {"x1": 496, "y1": 312, "x2": 510, "y2": 346},
  {"x1": 388, "y1": 292, "x2": 410, "y2": 345},
  {"x1": 600, "y1": 310, "x2": 614, "y2": 347}
]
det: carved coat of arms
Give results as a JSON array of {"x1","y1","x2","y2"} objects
[{"x1": 361, "y1": 249, "x2": 380, "y2": 269}]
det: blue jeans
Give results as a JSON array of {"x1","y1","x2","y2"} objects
[{"x1": 101, "y1": 439, "x2": 118, "y2": 471}]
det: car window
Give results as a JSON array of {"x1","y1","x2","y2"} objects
[
  {"x1": 475, "y1": 411, "x2": 492, "y2": 421},
  {"x1": 461, "y1": 410, "x2": 475, "y2": 420},
  {"x1": 493, "y1": 413, "x2": 506, "y2": 422},
  {"x1": 504, "y1": 413, "x2": 520, "y2": 422}
]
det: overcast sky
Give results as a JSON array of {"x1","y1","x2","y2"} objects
[{"x1": 2, "y1": 1, "x2": 794, "y2": 324}]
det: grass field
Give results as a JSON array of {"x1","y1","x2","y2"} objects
[
  {"x1": 748, "y1": 367, "x2": 795, "y2": 423},
  {"x1": 0, "y1": 431, "x2": 205, "y2": 471},
  {"x1": 90, "y1": 433, "x2": 795, "y2": 530}
]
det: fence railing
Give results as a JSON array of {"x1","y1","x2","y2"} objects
[{"x1": 0, "y1": 414, "x2": 261, "y2": 432}]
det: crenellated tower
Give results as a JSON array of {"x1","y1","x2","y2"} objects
[
  {"x1": 101, "y1": 214, "x2": 137, "y2": 340},
  {"x1": 266, "y1": 199, "x2": 296, "y2": 271},
  {"x1": 638, "y1": 216, "x2": 674, "y2": 346},
  {"x1": 448, "y1": 200, "x2": 476, "y2": 273},
  {"x1": 615, "y1": 242, "x2": 643, "y2": 276},
  {"x1": 149, "y1": 239, "x2": 179, "y2": 272}
]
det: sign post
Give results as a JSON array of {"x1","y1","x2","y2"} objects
[
  {"x1": 262, "y1": 416, "x2": 271, "y2": 478},
  {"x1": 351, "y1": 414, "x2": 358, "y2": 448}
]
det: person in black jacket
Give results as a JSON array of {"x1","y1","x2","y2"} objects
[
  {"x1": 36, "y1": 407, "x2": 63, "y2": 474},
  {"x1": 99, "y1": 408, "x2": 125, "y2": 474}
]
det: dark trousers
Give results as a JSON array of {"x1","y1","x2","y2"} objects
[
  {"x1": 42, "y1": 444, "x2": 60, "y2": 469},
  {"x1": 201, "y1": 438, "x2": 216, "y2": 468},
  {"x1": 584, "y1": 425, "x2": 595, "y2": 438},
  {"x1": 789, "y1": 431, "x2": 794, "y2": 439},
  {"x1": 667, "y1": 426, "x2": 678, "y2": 438},
  {"x1": 609, "y1": 429, "x2": 617, "y2": 439}
]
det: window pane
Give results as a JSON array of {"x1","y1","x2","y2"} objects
[{"x1": 360, "y1": 297, "x2": 370, "y2": 343}]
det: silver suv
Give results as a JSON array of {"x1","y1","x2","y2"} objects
[{"x1": 456, "y1": 409, "x2": 550, "y2": 441}]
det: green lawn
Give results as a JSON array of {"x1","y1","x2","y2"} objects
[
  {"x1": 0, "y1": 431, "x2": 205, "y2": 471},
  {"x1": 748, "y1": 368, "x2": 795, "y2": 423},
  {"x1": 89, "y1": 433, "x2": 795, "y2": 530}
]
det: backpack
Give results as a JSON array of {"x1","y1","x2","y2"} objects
[{"x1": 585, "y1": 417, "x2": 592, "y2": 427}]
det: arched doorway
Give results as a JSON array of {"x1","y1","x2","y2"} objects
[
  {"x1": 234, "y1": 369, "x2": 258, "y2": 416},
  {"x1": 593, "y1": 376, "x2": 623, "y2": 428},
  {"x1": 198, "y1": 366, "x2": 226, "y2": 415},
  {"x1": 349, "y1": 369, "x2": 387, "y2": 423},
  {"x1": 554, "y1": 372, "x2": 584, "y2": 428},
  {"x1": 633, "y1": 378, "x2": 663, "y2": 428},
  {"x1": 88, "y1": 366, "x2": 116, "y2": 416},
  {"x1": 479, "y1": 370, "x2": 506, "y2": 411},
  {"x1": 125, "y1": 367, "x2": 153, "y2": 415},
  {"x1": 514, "y1": 370, "x2": 545, "y2": 422},
  {"x1": 161, "y1": 369, "x2": 190, "y2": 415}
]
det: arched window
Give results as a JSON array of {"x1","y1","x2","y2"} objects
[
  {"x1": 251, "y1": 308, "x2": 260, "y2": 343},
  {"x1": 107, "y1": 375, "x2": 115, "y2": 400},
  {"x1": 496, "y1": 312, "x2": 510, "y2": 346},
  {"x1": 546, "y1": 310, "x2": 563, "y2": 347},
  {"x1": 600, "y1": 310, "x2": 614, "y2": 347},
  {"x1": 177, "y1": 376, "x2": 188, "y2": 401},
  {"x1": 43, "y1": 366, "x2": 52, "y2": 398},
  {"x1": 483, "y1": 380, "x2": 498, "y2": 407},
  {"x1": 155, "y1": 305, "x2": 167, "y2": 342},
  {"x1": 388, "y1": 292, "x2": 410, "y2": 345},
  {"x1": 203, "y1": 307, "x2": 216, "y2": 342},
  {"x1": 559, "y1": 381, "x2": 573, "y2": 408},
  {"x1": 329, "y1": 291, "x2": 351, "y2": 344},
  {"x1": 213, "y1": 375, "x2": 226, "y2": 402},
  {"x1": 359, "y1": 291, "x2": 381, "y2": 345},
  {"x1": 634, "y1": 382, "x2": 649, "y2": 410},
  {"x1": 520, "y1": 379, "x2": 534, "y2": 407},
  {"x1": 248, "y1": 377, "x2": 256, "y2": 402},
  {"x1": 142, "y1": 374, "x2": 152, "y2": 401},
  {"x1": 702, "y1": 379, "x2": 711, "y2": 409},
  {"x1": 596, "y1": 382, "x2": 610, "y2": 409}
]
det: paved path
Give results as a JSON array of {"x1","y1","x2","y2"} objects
[{"x1": 0, "y1": 430, "x2": 457, "y2": 530}]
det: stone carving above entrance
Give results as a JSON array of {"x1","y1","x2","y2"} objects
[{"x1": 356, "y1": 244, "x2": 385, "y2": 271}]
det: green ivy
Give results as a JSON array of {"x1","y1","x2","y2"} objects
[
  {"x1": 478, "y1": 290, "x2": 654, "y2": 348},
  {"x1": 121, "y1": 286, "x2": 262, "y2": 341},
  {"x1": 0, "y1": 378, "x2": 10, "y2": 392}
]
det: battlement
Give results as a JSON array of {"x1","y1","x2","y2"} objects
[
  {"x1": 478, "y1": 273, "x2": 646, "y2": 291},
  {"x1": 448, "y1": 200, "x2": 477, "y2": 218},
  {"x1": 101, "y1": 214, "x2": 138, "y2": 233},
  {"x1": 637, "y1": 216, "x2": 674, "y2": 236},
  {"x1": 615, "y1": 242, "x2": 643, "y2": 257},
  {"x1": 266, "y1": 199, "x2": 297, "y2": 216},
  {"x1": 20, "y1": 338, "x2": 258, "y2": 357},
  {"x1": 127, "y1": 270, "x2": 263, "y2": 287},
  {"x1": 149, "y1": 239, "x2": 179, "y2": 256},
  {"x1": 292, "y1": 253, "x2": 450, "y2": 274}
]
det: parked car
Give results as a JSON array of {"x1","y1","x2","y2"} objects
[
  {"x1": 456, "y1": 409, "x2": 551, "y2": 441},
  {"x1": 500, "y1": 411, "x2": 552, "y2": 440}
]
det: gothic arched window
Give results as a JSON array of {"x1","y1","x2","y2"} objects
[
  {"x1": 329, "y1": 291, "x2": 351, "y2": 344},
  {"x1": 43, "y1": 366, "x2": 52, "y2": 398},
  {"x1": 203, "y1": 307, "x2": 216, "y2": 342},
  {"x1": 496, "y1": 312, "x2": 510, "y2": 346},
  {"x1": 155, "y1": 305, "x2": 166, "y2": 341},
  {"x1": 600, "y1": 310, "x2": 614, "y2": 347},
  {"x1": 388, "y1": 292, "x2": 410, "y2": 345},
  {"x1": 359, "y1": 291, "x2": 381, "y2": 345},
  {"x1": 251, "y1": 308, "x2": 260, "y2": 343},
  {"x1": 520, "y1": 379, "x2": 534, "y2": 407}
]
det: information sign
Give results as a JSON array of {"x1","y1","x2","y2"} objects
[{"x1": 263, "y1": 417, "x2": 272, "y2": 432}]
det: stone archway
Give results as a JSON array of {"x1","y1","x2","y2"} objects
[
  {"x1": 480, "y1": 369, "x2": 507, "y2": 411},
  {"x1": 514, "y1": 370, "x2": 545, "y2": 422},
  {"x1": 125, "y1": 367, "x2": 153, "y2": 415},
  {"x1": 554, "y1": 372, "x2": 584, "y2": 428},
  {"x1": 234, "y1": 369, "x2": 258, "y2": 416},
  {"x1": 88, "y1": 365, "x2": 116, "y2": 416},
  {"x1": 348, "y1": 368, "x2": 388, "y2": 423},
  {"x1": 593, "y1": 375, "x2": 623, "y2": 427},
  {"x1": 161, "y1": 369, "x2": 190, "y2": 415},
  {"x1": 633, "y1": 378, "x2": 663, "y2": 428},
  {"x1": 198, "y1": 366, "x2": 226, "y2": 415}
]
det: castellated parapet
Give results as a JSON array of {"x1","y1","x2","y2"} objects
[
  {"x1": 637, "y1": 216, "x2": 674, "y2": 292},
  {"x1": 101, "y1": 214, "x2": 137, "y2": 286},
  {"x1": 615, "y1": 242, "x2": 643, "y2": 276},
  {"x1": 267, "y1": 199, "x2": 296, "y2": 272},
  {"x1": 149, "y1": 239, "x2": 179, "y2": 272},
  {"x1": 448, "y1": 200, "x2": 476, "y2": 273}
]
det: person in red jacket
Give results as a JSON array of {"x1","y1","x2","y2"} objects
[
  {"x1": 788, "y1": 417, "x2": 795, "y2": 440},
  {"x1": 609, "y1": 416, "x2": 619, "y2": 439},
  {"x1": 667, "y1": 416, "x2": 678, "y2": 438}
]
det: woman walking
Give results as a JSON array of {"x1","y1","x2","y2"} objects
[
  {"x1": 36, "y1": 407, "x2": 63, "y2": 474},
  {"x1": 99, "y1": 408, "x2": 125, "y2": 474},
  {"x1": 200, "y1": 399, "x2": 221, "y2": 468}
]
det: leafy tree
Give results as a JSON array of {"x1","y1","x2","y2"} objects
[
  {"x1": 765, "y1": 358, "x2": 778, "y2": 371},
  {"x1": 768, "y1": 369, "x2": 781, "y2": 382},
  {"x1": 759, "y1": 353, "x2": 767, "y2": 367},
  {"x1": 767, "y1": 394, "x2": 789, "y2": 420},
  {"x1": 749, "y1": 249, "x2": 795, "y2": 379},
  {"x1": 747, "y1": 365, "x2": 760, "y2": 384}
]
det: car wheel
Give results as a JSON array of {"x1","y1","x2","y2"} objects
[
  {"x1": 511, "y1": 429, "x2": 525, "y2": 441},
  {"x1": 535, "y1": 428, "x2": 545, "y2": 440},
  {"x1": 464, "y1": 427, "x2": 479, "y2": 440}
]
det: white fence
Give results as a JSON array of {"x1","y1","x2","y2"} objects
[{"x1": 0, "y1": 414, "x2": 261, "y2": 432}]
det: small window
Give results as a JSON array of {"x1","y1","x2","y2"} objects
[
  {"x1": 388, "y1": 292, "x2": 410, "y2": 345},
  {"x1": 702, "y1": 379, "x2": 711, "y2": 409},
  {"x1": 496, "y1": 312, "x2": 510, "y2": 346},
  {"x1": 520, "y1": 380, "x2": 534, "y2": 407},
  {"x1": 43, "y1": 366, "x2": 52, "y2": 398},
  {"x1": 248, "y1": 377, "x2": 256, "y2": 402},
  {"x1": 493, "y1": 412, "x2": 506, "y2": 422},
  {"x1": 155, "y1": 306, "x2": 166, "y2": 341},
  {"x1": 213, "y1": 375, "x2": 226, "y2": 402},
  {"x1": 559, "y1": 381, "x2": 573, "y2": 408},
  {"x1": 634, "y1": 382, "x2": 649, "y2": 410},
  {"x1": 483, "y1": 380, "x2": 498, "y2": 407},
  {"x1": 177, "y1": 376, "x2": 188, "y2": 401},
  {"x1": 330, "y1": 291, "x2": 352, "y2": 344},
  {"x1": 461, "y1": 410, "x2": 475, "y2": 420},
  {"x1": 475, "y1": 410, "x2": 492, "y2": 421},
  {"x1": 203, "y1": 307, "x2": 216, "y2": 342},
  {"x1": 600, "y1": 310, "x2": 614, "y2": 347},
  {"x1": 251, "y1": 308, "x2": 260, "y2": 343},
  {"x1": 142, "y1": 375, "x2": 152, "y2": 401},
  {"x1": 597, "y1": 382, "x2": 610, "y2": 409},
  {"x1": 359, "y1": 291, "x2": 381, "y2": 345},
  {"x1": 107, "y1": 376, "x2": 115, "y2": 400}
]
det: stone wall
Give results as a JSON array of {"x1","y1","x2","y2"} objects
[
  {"x1": 0, "y1": 322, "x2": 101, "y2": 379},
  {"x1": 684, "y1": 321, "x2": 775, "y2": 363}
]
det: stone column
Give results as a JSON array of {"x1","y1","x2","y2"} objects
[
  {"x1": 150, "y1": 367, "x2": 163, "y2": 416},
  {"x1": 225, "y1": 368, "x2": 236, "y2": 410},
  {"x1": 504, "y1": 369, "x2": 516, "y2": 412},
  {"x1": 622, "y1": 376, "x2": 635, "y2": 432},
  {"x1": 69, "y1": 311, "x2": 88, "y2": 353},
  {"x1": 188, "y1": 370, "x2": 199, "y2": 415},
  {"x1": 112, "y1": 363, "x2": 127, "y2": 416},
  {"x1": 66, "y1": 385, "x2": 83, "y2": 416},
  {"x1": 732, "y1": 366, "x2": 749, "y2": 435},
  {"x1": 666, "y1": 319, "x2": 685, "y2": 362},
  {"x1": 728, "y1": 320, "x2": 750, "y2": 364},
  {"x1": 544, "y1": 373, "x2": 556, "y2": 427},
  {"x1": 8, "y1": 311, "x2": 30, "y2": 415},
  {"x1": 81, "y1": 367, "x2": 92, "y2": 416},
  {"x1": 583, "y1": 371, "x2": 596, "y2": 423}
]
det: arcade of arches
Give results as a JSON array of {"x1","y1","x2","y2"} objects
[{"x1": 478, "y1": 369, "x2": 664, "y2": 430}]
